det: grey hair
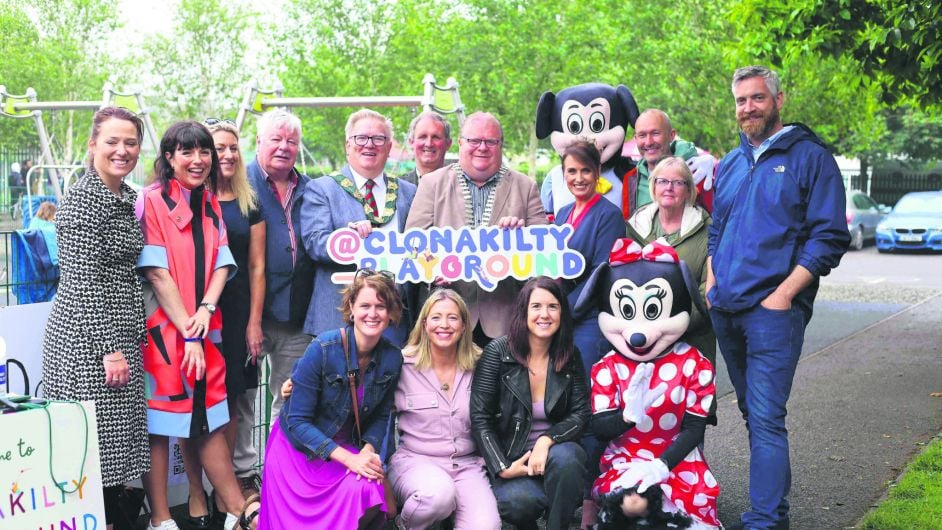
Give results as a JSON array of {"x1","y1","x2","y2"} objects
[
  {"x1": 257, "y1": 109, "x2": 302, "y2": 138},
  {"x1": 344, "y1": 108, "x2": 394, "y2": 138},
  {"x1": 731, "y1": 65, "x2": 781, "y2": 98},
  {"x1": 408, "y1": 112, "x2": 452, "y2": 141}
]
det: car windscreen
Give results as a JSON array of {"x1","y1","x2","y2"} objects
[{"x1": 894, "y1": 195, "x2": 942, "y2": 214}]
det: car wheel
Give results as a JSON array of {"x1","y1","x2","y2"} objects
[{"x1": 850, "y1": 225, "x2": 864, "y2": 251}]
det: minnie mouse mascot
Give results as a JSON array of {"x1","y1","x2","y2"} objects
[{"x1": 575, "y1": 239, "x2": 722, "y2": 529}]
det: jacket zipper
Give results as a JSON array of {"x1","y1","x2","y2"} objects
[
  {"x1": 509, "y1": 419, "x2": 521, "y2": 453},
  {"x1": 554, "y1": 423, "x2": 579, "y2": 440},
  {"x1": 484, "y1": 434, "x2": 507, "y2": 470}
]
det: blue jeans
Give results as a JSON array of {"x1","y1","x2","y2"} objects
[
  {"x1": 711, "y1": 304, "x2": 809, "y2": 529},
  {"x1": 490, "y1": 441, "x2": 586, "y2": 530},
  {"x1": 573, "y1": 318, "x2": 608, "y2": 496}
]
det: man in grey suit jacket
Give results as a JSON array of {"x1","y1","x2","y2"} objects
[
  {"x1": 400, "y1": 112, "x2": 452, "y2": 186},
  {"x1": 301, "y1": 109, "x2": 417, "y2": 344},
  {"x1": 406, "y1": 112, "x2": 546, "y2": 346}
]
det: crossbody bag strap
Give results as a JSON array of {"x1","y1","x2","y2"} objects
[{"x1": 341, "y1": 328, "x2": 363, "y2": 442}]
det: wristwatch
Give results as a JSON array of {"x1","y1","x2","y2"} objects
[{"x1": 200, "y1": 302, "x2": 217, "y2": 314}]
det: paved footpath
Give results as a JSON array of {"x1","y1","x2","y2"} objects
[{"x1": 709, "y1": 291, "x2": 942, "y2": 529}]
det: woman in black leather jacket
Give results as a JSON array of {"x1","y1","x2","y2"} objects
[{"x1": 470, "y1": 276, "x2": 591, "y2": 530}]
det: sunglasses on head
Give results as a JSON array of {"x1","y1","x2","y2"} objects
[
  {"x1": 204, "y1": 118, "x2": 236, "y2": 126},
  {"x1": 354, "y1": 268, "x2": 396, "y2": 283}
]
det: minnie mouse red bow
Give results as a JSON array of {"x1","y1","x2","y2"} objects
[{"x1": 609, "y1": 238, "x2": 680, "y2": 265}]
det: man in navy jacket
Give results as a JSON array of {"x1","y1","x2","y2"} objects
[
  {"x1": 706, "y1": 66, "x2": 850, "y2": 530},
  {"x1": 247, "y1": 109, "x2": 315, "y2": 425}
]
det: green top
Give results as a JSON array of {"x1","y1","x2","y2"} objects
[
  {"x1": 635, "y1": 139, "x2": 699, "y2": 208},
  {"x1": 652, "y1": 215, "x2": 681, "y2": 245}
]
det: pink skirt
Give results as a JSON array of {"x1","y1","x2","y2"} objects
[{"x1": 258, "y1": 421, "x2": 387, "y2": 529}]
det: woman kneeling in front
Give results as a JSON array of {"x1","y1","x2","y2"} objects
[
  {"x1": 258, "y1": 270, "x2": 404, "y2": 529},
  {"x1": 388, "y1": 289, "x2": 501, "y2": 529},
  {"x1": 470, "y1": 276, "x2": 590, "y2": 530}
]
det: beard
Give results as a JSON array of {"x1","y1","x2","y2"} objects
[{"x1": 738, "y1": 104, "x2": 781, "y2": 142}]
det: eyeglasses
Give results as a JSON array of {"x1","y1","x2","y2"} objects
[
  {"x1": 204, "y1": 118, "x2": 236, "y2": 126},
  {"x1": 653, "y1": 178, "x2": 688, "y2": 189},
  {"x1": 349, "y1": 135, "x2": 389, "y2": 147},
  {"x1": 461, "y1": 137, "x2": 502, "y2": 148},
  {"x1": 354, "y1": 268, "x2": 396, "y2": 283}
]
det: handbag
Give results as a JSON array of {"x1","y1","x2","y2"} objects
[{"x1": 341, "y1": 328, "x2": 399, "y2": 519}]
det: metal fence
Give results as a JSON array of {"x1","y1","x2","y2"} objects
[
  {"x1": 0, "y1": 147, "x2": 42, "y2": 218},
  {"x1": 1, "y1": 226, "x2": 272, "y2": 469},
  {"x1": 870, "y1": 170, "x2": 942, "y2": 206}
]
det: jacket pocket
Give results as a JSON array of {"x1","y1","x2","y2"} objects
[{"x1": 403, "y1": 392, "x2": 443, "y2": 437}]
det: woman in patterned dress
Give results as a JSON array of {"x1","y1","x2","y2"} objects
[
  {"x1": 41, "y1": 106, "x2": 150, "y2": 530},
  {"x1": 137, "y1": 121, "x2": 244, "y2": 530}
]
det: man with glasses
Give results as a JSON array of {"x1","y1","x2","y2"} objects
[
  {"x1": 629, "y1": 109, "x2": 716, "y2": 214},
  {"x1": 401, "y1": 112, "x2": 453, "y2": 186},
  {"x1": 406, "y1": 112, "x2": 546, "y2": 346},
  {"x1": 706, "y1": 66, "x2": 849, "y2": 530},
  {"x1": 246, "y1": 109, "x2": 315, "y2": 429},
  {"x1": 301, "y1": 108, "x2": 417, "y2": 345}
]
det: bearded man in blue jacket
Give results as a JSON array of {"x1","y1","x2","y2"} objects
[{"x1": 705, "y1": 66, "x2": 850, "y2": 530}]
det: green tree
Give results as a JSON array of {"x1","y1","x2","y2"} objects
[
  {"x1": 728, "y1": 0, "x2": 941, "y2": 108},
  {"x1": 0, "y1": 0, "x2": 118, "y2": 162},
  {"x1": 135, "y1": 0, "x2": 267, "y2": 130}
]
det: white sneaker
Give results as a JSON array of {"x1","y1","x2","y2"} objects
[
  {"x1": 147, "y1": 519, "x2": 180, "y2": 530},
  {"x1": 223, "y1": 512, "x2": 239, "y2": 530}
]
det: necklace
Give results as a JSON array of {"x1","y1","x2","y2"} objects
[{"x1": 435, "y1": 364, "x2": 457, "y2": 394}]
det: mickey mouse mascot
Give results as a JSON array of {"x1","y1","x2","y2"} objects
[
  {"x1": 536, "y1": 83, "x2": 640, "y2": 219},
  {"x1": 575, "y1": 239, "x2": 721, "y2": 529}
]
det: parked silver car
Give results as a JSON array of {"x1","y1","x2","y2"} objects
[{"x1": 846, "y1": 190, "x2": 885, "y2": 250}]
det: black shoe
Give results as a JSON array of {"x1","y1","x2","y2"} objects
[{"x1": 184, "y1": 492, "x2": 211, "y2": 530}]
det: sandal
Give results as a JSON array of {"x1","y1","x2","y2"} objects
[{"x1": 239, "y1": 493, "x2": 261, "y2": 530}]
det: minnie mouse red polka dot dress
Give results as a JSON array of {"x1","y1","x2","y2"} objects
[{"x1": 591, "y1": 342, "x2": 721, "y2": 527}]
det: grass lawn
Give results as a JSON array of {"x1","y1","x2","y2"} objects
[{"x1": 858, "y1": 435, "x2": 942, "y2": 530}]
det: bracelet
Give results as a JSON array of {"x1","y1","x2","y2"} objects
[
  {"x1": 104, "y1": 356, "x2": 125, "y2": 363},
  {"x1": 184, "y1": 337, "x2": 202, "y2": 343}
]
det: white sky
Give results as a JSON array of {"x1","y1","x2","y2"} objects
[{"x1": 109, "y1": 0, "x2": 176, "y2": 54}]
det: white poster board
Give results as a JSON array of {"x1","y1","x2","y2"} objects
[
  {"x1": 0, "y1": 401, "x2": 105, "y2": 529},
  {"x1": 0, "y1": 302, "x2": 52, "y2": 396}
]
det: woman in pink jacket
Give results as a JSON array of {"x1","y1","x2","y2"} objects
[{"x1": 387, "y1": 289, "x2": 501, "y2": 529}]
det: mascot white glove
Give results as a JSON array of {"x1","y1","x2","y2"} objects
[
  {"x1": 620, "y1": 458, "x2": 670, "y2": 493},
  {"x1": 621, "y1": 363, "x2": 666, "y2": 425},
  {"x1": 686, "y1": 154, "x2": 715, "y2": 192}
]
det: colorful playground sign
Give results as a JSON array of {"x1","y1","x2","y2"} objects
[{"x1": 326, "y1": 225, "x2": 586, "y2": 291}]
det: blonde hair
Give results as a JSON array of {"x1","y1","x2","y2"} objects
[
  {"x1": 207, "y1": 121, "x2": 257, "y2": 217},
  {"x1": 402, "y1": 289, "x2": 481, "y2": 372},
  {"x1": 649, "y1": 156, "x2": 697, "y2": 206},
  {"x1": 35, "y1": 201, "x2": 56, "y2": 221}
]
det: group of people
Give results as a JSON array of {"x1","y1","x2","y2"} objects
[{"x1": 40, "y1": 64, "x2": 849, "y2": 530}]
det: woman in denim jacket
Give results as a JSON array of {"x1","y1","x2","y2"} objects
[{"x1": 256, "y1": 270, "x2": 404, "y2": 530}]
